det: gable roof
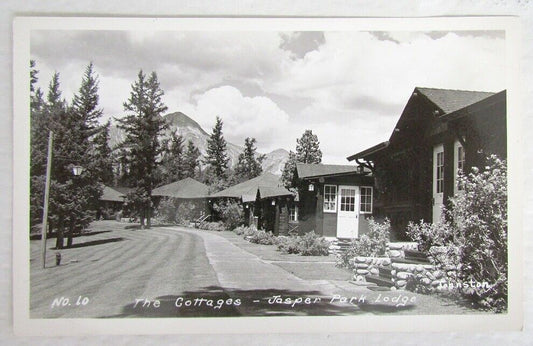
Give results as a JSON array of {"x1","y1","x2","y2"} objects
[
  {"x1": 210, "y1": 173, "x2": 293, "y2": 201},
  {"x1": 348, "y1": 87, "x2": 501, "y2": 161},
  {"x1": 100, "y1": 186, "x2": 127, "y2": 202},
  {"x1": 296, "y1": 163, "x2": 363, "y2": 179},
  {"x1": 416, "y1": 87, "x2": 496, "y2": 115},
  {"x1": 152, "y1": 177, "x2": 209, "y2": 199}
]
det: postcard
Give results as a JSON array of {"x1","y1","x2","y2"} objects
[{"x1": 12, "y1": 16, "x2": 523, "y2": 335}]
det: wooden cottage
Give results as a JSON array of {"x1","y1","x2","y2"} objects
[
  {"x1": 348, "y1": 87, "x2": 507, "y2": 239},
  {"x1": 152, "y1": 177, "x2": 210, "y2": 221},
  {"x1": 209, "y1": 173, "x2": 295, "y2": 235},
  {"x1": 295, "y1": 163, "x2": 374, "y2": 240},
  {"x1": 98, "y1": 186, "x2": 130, "y2": 220}
]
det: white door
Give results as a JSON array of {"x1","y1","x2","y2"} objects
[
  {"x1": 432, "y1": 144, "x2": 444, "y2": 223},
  {"x1": 337, "y1": 186, "x2": 359, "y2": 238}
]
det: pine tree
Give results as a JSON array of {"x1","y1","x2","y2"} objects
[
  {"x1": 281, "y1": 130, "x2": 322, "y2": 189},
  {"x1": 160, "y1": 132, "x2": 185, "y2": 183},
  {"x1": 296, "y1": 130, "x2": 322, "y2": 164},
  {"x1": 234, "y1": 137, "x2": 265, "y2": 182},
  {"x1": 183, "y1": 140, "x2": 201, "y2": 179},
  {"x1": 92, "y1": 120, "x2": 114, "y2": 186},
  {"x1": 30, "y1": 70, "x2": 100, "y2": 248},
  {"x1": 205, "y1": 116, "x2": 229, "y2": 181},
  {"x1": 117, "y1": 70, "x2": 168, "y2": 228},
  {"x1": 280, "y1": 150, "x2": 297, "y2": 189},
  {"x1": 72, "y1": 62, "x2": 102, "y2": 137}
]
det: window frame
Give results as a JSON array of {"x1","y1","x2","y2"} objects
[
  {"x1": 359, "y1": 186, "x2": 373, "y2": 214},
  {"x1": 289, "y1": 205, "x2": 298, "y2": 222},
  {"x1": 323, "y1": 184, "x2": 337, "y2": 213}
]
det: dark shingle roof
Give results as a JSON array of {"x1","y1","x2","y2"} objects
[
  {"x1": 210, "y1": 173, "x2": 292, "y2": 200},
  {"x1": 416, "y1": 87, "x2": 496, "y2": 115},
  {"x1": 100, "y1": 186, "x2": 126, "y2": 202},
  {"x1": 152, "y1": 177, "x2": 209, "y2": 199},
  {"x1": 296, "y1": 163, "x2": 362, "y2": 179}
]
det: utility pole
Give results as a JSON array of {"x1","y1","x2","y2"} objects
[{"x1": 41, "y1": 131, "x2": 53, "y2": 269}]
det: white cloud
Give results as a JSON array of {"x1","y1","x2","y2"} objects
[
  {"x1": 181, "y1": 86, "x2": 291, "y2": 151},
  {"x1": 31, "y1": 29, "x2": 505, "y2": 163}
]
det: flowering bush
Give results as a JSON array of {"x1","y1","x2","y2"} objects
[
  {"x1": 337, "y1": 218, "x2": 390, "y2": 268},
  {"x1": 297, "y1": 231, "x2": 330, "y2": 256},
  {"x1": 233, "y1": 225, "x2": 256, "y2": 236},
  {"x1": 407, "y1": 155, "x2": 507, "y2": 312},
  {"x1": 277, "y1": 232, "x2": 330, "y2": 256},
  {"x1": 245, "y1": 229, "x2": 278, "y2": 245},
  {"x1": 276, "y1": 236, "x2": 301, "y2": 254}
]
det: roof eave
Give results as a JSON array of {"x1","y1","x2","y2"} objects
[{"x1": 347, "y1": 141, "x2": 389, "y2": 161}]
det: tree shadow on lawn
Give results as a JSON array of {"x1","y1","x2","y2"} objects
[
  {"x1": 103, "y1": 285, "x2": 415, "y2": 318},
  {"x1": 54, "y1": 237, "x2": 125, "y2": 249}
]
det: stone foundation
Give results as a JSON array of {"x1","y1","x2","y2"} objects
[
  {"x1": 386, "y1": 242, "x2": 418, "y2": 259},
  {"x1": 350, "y1": 256, "x2": 391, "y2": 281}
]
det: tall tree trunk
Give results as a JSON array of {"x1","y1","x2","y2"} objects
[
  {"x1": 66, "y1": 224, "x2": 73, "y2": 248},
  {"x1": 146, "y1": 207, "x2": 151, "y2": 229},
  {"x1": 56, "y1": 225, "x2": 64, "y2": 249},
  {"x1": 140, "y1": 212, "x2": 145, "y2": 229}
]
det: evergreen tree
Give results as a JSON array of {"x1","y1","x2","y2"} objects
[
  {"x1": 280, "y1": 150, "x2": 297, "y2": 189},
  {"x1": 72, "y1": 62, "x2": 102, "y2": 137},
  {"x1": 117, "y1": 70, "x2": 168, "y2": 228},
  {"x1": 234, "y1": 137, "x2": 265, "y2": 182},
  {"x1": 281, "y1": 130, "x2": 322, "y2": 189},
  {"x1": 183, "y1": 140, "x2": 201, "y2": 179},
  {"x1": 160, "y1": 132, "x2": 185, "y2": 183},
  {"x1": 92, "y1": 120, "x2": 114, "y2": 186},
  {"x1": 205, "y1": 116, "x2": 229, "y2": 181},
  {"x1": 30, "y1": 70, "x2": 99, "y2": 248},
  {"x1": 296, "y1": 130, "x2": 322, "y2": 164}
]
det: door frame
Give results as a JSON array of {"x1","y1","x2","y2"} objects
[
  {"x1": 336, "y1": 185, "x2": 359, "y2": 239},
  {"x1": 432, "y1": 143, "x2": 444, "y2": 223}
]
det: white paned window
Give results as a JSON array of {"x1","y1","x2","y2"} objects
[
  {"x1": 323, "y1": 185, "x2": 337, "y2": 212},
  {"x1": 360, "y1": 186, "x2": 373, "y2": 214}
]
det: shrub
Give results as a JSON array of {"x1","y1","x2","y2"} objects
[
  {"x1": 246, "y1": 229, "x2": 277, "y2": 245},
  {"x1": 277, "y1": 232, "x2": 330, "y2": 256},
  {"x1": 175, "y1": 201, "x2": 199, "y2": 225},
  {"x1": 276, "y1": 236, "x2": 301, "y2": 254},
  {"x1": 213, "y1": 200, "x2": 244, "y2": 230},
  {"x1": 406, "y1": 155, "x2": 508, "y2": 312},
  {"x1": 296, "y1": 231, "x2": 330, "y2": 256},
  {"x1": 233, "y1": 225, "x2": 254, "y2": 236},
  {"x1": 337, "y1": 218, "x2": 390, "y2": 268},
  {"x1": 198, "y1": 221, "x2": 225, "y2": 232},
  {"x1": 155, "y1": 197, "x2": 178, "y2": 223}
]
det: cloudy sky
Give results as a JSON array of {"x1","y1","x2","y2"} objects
[{"x1": 30, "y1": 29, "x2": 505, "y2": 163}]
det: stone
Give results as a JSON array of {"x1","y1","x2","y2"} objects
[
  {"x1": 421, "y1": 278, "x2": 432, "y2": 285},
  {"x1": 426, "y1": 272, "x2": 435, "y2": 280},
  {"x1": 388, "y1": 250, "x2": 402, "y2": 258},
  {"x1": 433, "y1": 271, "x2": 443, "y2": 279},
  {"x1": 388, "y1": 243, "x2": 404, "y2": 250},
  {"x1": 356, "y1": 269, "x2": 370, "y2": 275},
  {"x1": 370, "y1": 268, "x2": 379, "y2": 275},
  {"x1": 397, "y1": 272, "x2": 411, "y2": 280},
  {"x1": 396, "y1": 280, "x2": 407, "y2": 287},
  {"x1": 356, "y1": 263, "x2": 369, "y2": 269},
  {"x1": 415, "y1": 266, "x2": 425, "y2": 273}
]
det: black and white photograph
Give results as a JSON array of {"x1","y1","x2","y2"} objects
[{"x1": 12, "y1": 16, "x2": 522, "y2": 335}]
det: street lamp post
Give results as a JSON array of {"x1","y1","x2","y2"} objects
[
  {"x1": 40, "y1": 131, "x2": 84, "y2": 269},
  {"x1": 41, "y1": 131, "x2": 53, "y2": 269}
]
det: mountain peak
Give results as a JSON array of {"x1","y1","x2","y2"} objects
[{"x1": 164, "y1": 111, "x2": 208, "y2": 136}]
